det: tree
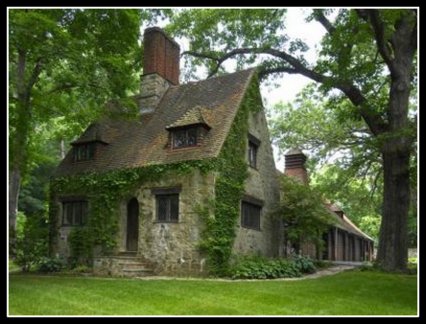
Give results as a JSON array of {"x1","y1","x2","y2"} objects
[
  {"x1": 167, "y1": 8, "x2": 417, "y2": 271},
  {"x1": 8, "y1": 9, "x2": 143, "y2": 246},
  {"x1": 273, "y1": 175, "x2": 335, "y2": 257},
  {"x1": 269, "y1": 86, "x2": 384, "y2": 241}
]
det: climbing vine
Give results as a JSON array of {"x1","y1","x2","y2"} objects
[
  {"x1": 49, "y1": 159, "x2": 216, "y2": 266},
  {"x1": 198, "y1": 73, "x2": 262, "y2": 275}
]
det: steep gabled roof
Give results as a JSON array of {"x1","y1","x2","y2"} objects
[{"x1": 54, "y1": 68, "x2": 256, "y2": 177}]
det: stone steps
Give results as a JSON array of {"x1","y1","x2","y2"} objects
[{"x1": 94, "y1": 254, "x2": 154, "y2": 277}]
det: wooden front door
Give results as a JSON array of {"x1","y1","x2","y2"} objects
[{"x1": 126, "y1": 198, "x2": 139, "y2": 251}]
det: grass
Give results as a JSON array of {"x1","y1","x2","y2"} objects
[
  {"x1": 8, "y1": 259, "x2": 21, "y2": 273},
  {"x1": 8, "y1": 269, "x2": 417, "y2": 316}
]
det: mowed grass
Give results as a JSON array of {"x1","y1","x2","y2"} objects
[{"x1": 9, "y1": 270, "x2": 417, "y2": 316}]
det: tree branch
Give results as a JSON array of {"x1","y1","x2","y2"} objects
[
  {"x1": 26, "y1": 57, "x2": 44, "y2": 94},
  {"x1": 47, "y1": 83, "x2": 78, "y2": 95},
  {"x1": 17, "y1": 49, "x2": 26, "y2": 98},
  {"x1": 183, "y1": 46, "x2": 388, "y2": 135},
  {"x1": 258, "y1": 66, "x2": 298, "y2": 80},
  {"x1": 366, "y1": 10, "x2": 395, "y2": 72},
  {"x1": 313, "y1": 9, "x2": 336, "y2": 34}
]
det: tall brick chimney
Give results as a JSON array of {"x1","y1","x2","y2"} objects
[
  {"x1": 139, "y1": 27, "x2": 180, "y2": 114},
  {"x1": 284, "y1": 148, "x2": 309, "y2": 185}
]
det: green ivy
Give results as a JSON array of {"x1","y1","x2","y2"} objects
[{"x1": 198, "y1": 73, "x2": 262, "y2": 275}]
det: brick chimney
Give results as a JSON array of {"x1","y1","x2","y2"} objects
[
  {"x1": 284, "y1": 148, "x2": 309, "y2": 185},
  {"x1": 139, "y1": 27, "x2": 180, "y2": 114}
]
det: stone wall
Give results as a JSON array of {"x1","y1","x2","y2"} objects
[
  {"x1": 118, "y1": 169, "x2": 215, "y2": 276},
  {"x1": 232, "y1": 98, "x2": 281, "y2": 258}
]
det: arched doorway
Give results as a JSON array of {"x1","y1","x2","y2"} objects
[{"x1": 126, "y1": 198, "x2": 139, "y2": 251}]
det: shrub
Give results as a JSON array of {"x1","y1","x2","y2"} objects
[
  {"x1": 14, "y1": 212, "x2": 48, "y2": 272},
  {"x1": 228, "y1": 256, "x2": 305, "y2": 279},
  {"x1": 291, "y1": 254, "x2": 316, "y2": 274},
  {"x1": 37, "y1": 257, "x2": 64, "y2": 273}
]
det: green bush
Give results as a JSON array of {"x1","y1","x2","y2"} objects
[
  {"x1": 37, "y1": 257, "x2": 64, "y2": 273},
  {"x1": 291, "y1": 254, "x2": 316, "y2": 274},
  {"x1": 228, "y1": 256, "x2": 314, "y2": 279},
  {"x1": 14, "y1": 212, "x2": 48, "y2": 272}
]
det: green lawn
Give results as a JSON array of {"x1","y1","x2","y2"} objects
[{"x1": 8, "y1": 270, "x2": 417, "y2": 316}]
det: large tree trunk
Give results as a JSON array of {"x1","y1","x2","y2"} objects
[{"x1": 377, "y1": 148, "x2": 411, "y2": 271}]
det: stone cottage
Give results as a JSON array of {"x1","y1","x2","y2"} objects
[
  {"x1": 50, "y1": 27, "x2": 281, "y2": 276},
  {"x1": 50, "y1": 27, "x2": 373, "y2": 277}
]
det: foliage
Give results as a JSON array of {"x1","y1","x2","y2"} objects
[
  {"x1": 197, "y1": 74, "x2": 261, "y2": 275},
  {"x1": 165, "y1": 9, "x2": 287, "y2": 81},
  {"x1": 228, "y1": 256, "x2": 302, "y2": 279},
  {"x1": 37, "y1": 257, "x2": 64, "y2": 273},
  {"x1": 8, "y1": 9, "x2": 147, "y2": 243},
  {"x1": 311, "y1": 164, "x2": 382, "y2": 240},
  {"x1": 9, "y1": 271, "x2": 417, "y2": 315},
  {"x1": 291, "y1": 254, "x2": 316, "y2": 274},
  {"x1": 68, "y1": 227, "x2": 94, "y2": 268},
  {"x1": 228, "y1": 254, "x2": 316, "y2": 279},
  {"x1": 273, "y1": 175, "x2": 335, "y2": 252},
  {"x1": 14, "y1": 212, "x2": 49, "y2": 272}
]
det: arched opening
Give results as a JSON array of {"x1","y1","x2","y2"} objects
[{"x1": 126, "y1": 198, "x2": 139, "y2": 251}]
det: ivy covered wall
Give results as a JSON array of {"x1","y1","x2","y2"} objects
[{"x1": 49, "y1": 72, "x2": 280, "y2": 275}]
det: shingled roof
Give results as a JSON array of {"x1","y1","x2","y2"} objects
[
  {"x1": 54, "y1": 68, "x2": 256, "y2": 177},
  {"x1": 326, "y1": 203, "x2": 374, "y2": 241}
]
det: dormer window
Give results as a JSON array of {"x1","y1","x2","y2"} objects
[
  {"x1": 165, "y1": 106, "x2": 211, "y2": 150},
  {"x1": 73, "y1": 142, "x2": 96, "y2": 162},
  {"x1": 172, "y1": 127, "x2": 198, "y2": 149}
]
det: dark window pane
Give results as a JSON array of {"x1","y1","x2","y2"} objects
[
  {"x1": 81, "y1": 201, "x2": 88, "y2": 225},
  {"x1": 66, "y1": 203, "x2": 73, "y2": 224},
  {"x1": 62, "y1": 200, "x2": 88, "y2": 226},
  {"x1": 74, "y1": 143, "x2": 96, "y2": 162},
  {"x1": 173, "y1": 130, "x2": 187, "y2": 148},
  {"x1": 157, "y1": 196, "x2": 168, "y2": 221},
  {"x1": 248, "y1": 141, "x2": 257, "y2": 168},
  {"x1": 241, "y1": 201, "x2": 261, "y2": 230},
  {"x1": 187, "y1": 128, "x2": 197, "y2": 146},
  {"x1": 74, "y1": 202, "x2": 82, "y2": 225},
  {"x1": 156, "y1": 194, "x2": 179, "y2": 222},
  {"x1": 170, "y1": 195, "x2": 179, "y2": 221},
  {"x1": 87, "y1": 143, "x2": 95, "y2": 159},
  {"x1": 172, "y1": 127, "x2": 198, "y2": 148}
]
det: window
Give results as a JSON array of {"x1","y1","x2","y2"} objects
[
  {"x1": 248, "y1": 141, "x2": 258, "y2": 168},
  {"x1": 156, "y1": 194, "x2": 179, "y2": 222},
  {"x1": 172, "y1": 127, "x2": 198, "y2": 148},
  {"x1": 62, "y1": 201, "x2": 88, "y2": 226},
  {"x1": 74, "y1": 143, "x2": 96, "y2": 162},
  {"x1": 248, "y1": 134, "x2": 260, "y2": 169},
  {"x1": 241, "y1": 201, "x2": 261, "y2": 230}
]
